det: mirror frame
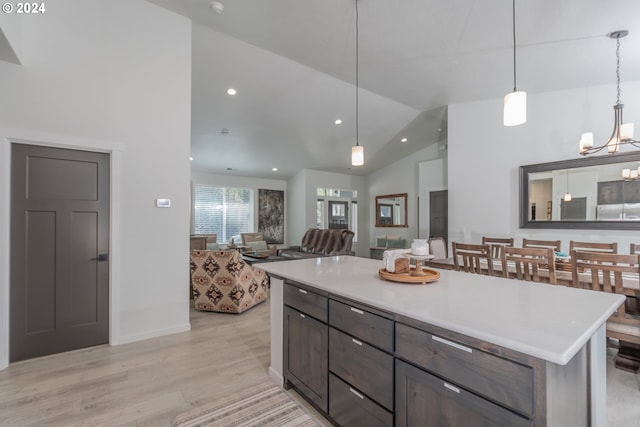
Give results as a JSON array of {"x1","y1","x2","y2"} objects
[
  {"x1": 375, "y1": 193, "x2": 408, "y2": 228},
  {"x1": 520, "y1": 151, "x2": 640, "y2": 230}
]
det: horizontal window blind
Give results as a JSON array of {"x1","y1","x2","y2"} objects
[{"x1": 194, "y1": 185, "x2": 252, "y2": 242}]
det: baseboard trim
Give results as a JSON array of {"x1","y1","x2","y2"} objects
[
  {"x1": 111, "y1": 322, "x2": 191, "y2": 346},
  {"x1": 269, "y1": 366, "x2": 284, "y2": 386}
]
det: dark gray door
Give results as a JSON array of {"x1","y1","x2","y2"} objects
[
  {"x1": 429, "y1": 190, "x2": 448, "y2": 239},
  {"x1": 10, "y1": 144, "x2": 110, "y2": 362}
]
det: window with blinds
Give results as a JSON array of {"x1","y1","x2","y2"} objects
[{"x1": 193, "y1": 185, "x2": 253, "y2": 242}]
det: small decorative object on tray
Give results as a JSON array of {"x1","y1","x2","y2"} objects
[
  {"x1": 403, "y1": 253, "x2": 435, "y2": 277},
  {"x1": 394, "y1": 257, "x2": 410, "y2": 274},
  {"x1": 378, "y1": 267, "x2": 440, "y2": 284}
]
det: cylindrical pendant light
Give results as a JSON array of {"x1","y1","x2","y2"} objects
[
  {"x1": 504, "y1": 91, "x2": 527, "y2": 126},
  {"x1": 351, "y1": 145, "x2": 364, "y2": 166},
  {"x1": 503, "y1": 0, "x2": 526, "y2": 127}
]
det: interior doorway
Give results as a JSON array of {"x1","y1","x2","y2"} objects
[
  {"x1": 429, "y1": 190, "x2": 448, "y2": 239},
  {"x1": 10, "y1": 144, "x2": 110, "y2": 362}
]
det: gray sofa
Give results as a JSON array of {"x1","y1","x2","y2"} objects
[{"x1": 279, "y1": 228, "x2": 355, "y2": 259}]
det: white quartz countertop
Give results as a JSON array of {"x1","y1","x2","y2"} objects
[{"x1": 257, "y1": 255, "x2": 625, "y2": 365}]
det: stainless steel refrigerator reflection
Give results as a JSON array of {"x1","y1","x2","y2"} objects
[
  {"x1": 623, "y1": 203, "x2": 640, "y2": 220},
  {"x1": 596, "y1": 204, "x2": 623, "y2": 221}
]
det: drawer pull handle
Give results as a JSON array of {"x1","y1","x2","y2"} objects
[
  {"x1": 444, "y1": 382, "x2": 460, "y2": 394},
  {"x1": 299, "y1": 313, "x2": 306, "y2": 319},
  {"x1": 432, "y1": 335, "x2": 472, "y2": 353},
  {"x1": 350, "y1": 307, "x2": 364, "y2": 315},
  {"x1": 349, "y1": 387, "x2": 365, "y2": 400},
  {"x1": 298, "y1": 289, "x2": 308, "y2": 294},
  {"x1": 351, "y1": 338, "x2": 363, "y2": 346}
]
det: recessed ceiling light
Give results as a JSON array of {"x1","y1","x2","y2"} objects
[
  {"x1": 190, "y1": 157, "x2": 194, "y2": 161},
  {"x1": 210, "y1": 1, "x2": 224, "y2": 14},
  {"x1": 334, "y1": 119, "x2": 342, "y2": 125},
  {"x1": 272, "y1": 167, "x2": 278, "y2": 172},
  {"x1": 401, "y1": 137, "x2": 408, "y2": 142},
  {"x1": 227, "y1": 88, "x2": 237, "y2": 96}
]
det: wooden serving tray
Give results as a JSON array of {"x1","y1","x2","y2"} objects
[{"x1": 378, "y1": 268, "x2": 440, "y2": 284}]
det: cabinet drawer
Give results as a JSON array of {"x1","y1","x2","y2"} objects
[
  {"x1": 329, "y1": 373, "x2": 393, "y2": 427},
  {"x1": 329, "y1": 299, "x2": 393, "y2": 352},
  {"x1": 395, "y1": 360, "x2": 532, "y2": 427},
  {"x1": 395, "y1": 323, "x2": 534, "y2": 418},
  {"x1": 284, "y1": 282, "x2": 327, "y2": 322},
  {"x1": 329, "y1": 327, "x2": 394, "y2": 411}
]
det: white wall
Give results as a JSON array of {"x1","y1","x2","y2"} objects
[
  {"x1": 0, "y1": 0, "x2": 192, "y2": 368},
  {"x1": 448, "y1": 80, "x2": 640, "y2": 253},
  {"x1": 368, "y1": 143, "x2": 444, "y2": 249},
  {"x1": 190, "y1": 171, "x2": 287, "y2": 242}
]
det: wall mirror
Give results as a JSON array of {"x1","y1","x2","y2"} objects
[
  {"x1": 520, "y1": 152, "x2": 640, "y2": 230},
  {"x1": 375, "y1": 193, "x2": 408, "y2": 227}
]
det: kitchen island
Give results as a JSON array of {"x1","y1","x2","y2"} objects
[{"x1": 258, "y1": 255, "x2": 624, "y2": 427}]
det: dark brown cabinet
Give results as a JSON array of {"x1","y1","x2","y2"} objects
[
  {"x1": 328, "y1": 299, "x2": 394, "y2": 426},
  {"x1": 283, "y1": 282, "x2": 328, "y2": 412},
  {"x1": 283, "y1": 285, "x2": 544, "y2": 426},
  {"x1": 329, "y1": 373, "x2": 393, "y2": 427},
  {"x1": 396, "y1": 360, "x2": 533, "y2": 427},
  {"x1": 395, "y1": 323, "x2": 534, "y2": 418}
]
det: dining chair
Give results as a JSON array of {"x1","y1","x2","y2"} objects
[
  {"x1": 570, "y1": 250, "x2": 640, "y2": 368},
  {"x1": 428, "y1": 236, "x2": 447, "y2": 259},
  {"x1": 481, "y1": 236, "x2": 514, "y2": 259},
  {"x1": 522, "y1": 238, "x2": 561, "y2": 252},
  {"x1": 452, "y1": 242, "x2": 493, "y2": 275},
  {"x1": 501, "y1": 247, "x2": 557, "y2": 284},
  {"x1": 569, "y1": 240, "x2": 618, "y2": 254}
]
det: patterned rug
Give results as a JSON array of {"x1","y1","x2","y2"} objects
[{"x1": 171, "y1": 382, "x2": 322, "y2": 427}]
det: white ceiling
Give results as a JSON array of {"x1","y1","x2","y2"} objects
[{"x1": 146, "y1": 0, "x2": 640, "y2": 179}]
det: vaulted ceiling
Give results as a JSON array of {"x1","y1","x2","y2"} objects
[{"x1": 147, "y1": 0, "x2": 640, "y2": 178}]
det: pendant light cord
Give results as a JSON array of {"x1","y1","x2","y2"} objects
[
  {"x1": 355, "y1": 0, "x2": 360, "y2": 146},
  {"x1": 512, "y1": 0, "x2": 517, "y2": 92}
]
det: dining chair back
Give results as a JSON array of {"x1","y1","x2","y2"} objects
[
  {"x1": 502, "y1": 247, "x2": 557, "y2": 284},
  {"x1": 630, "y1": 243, "x2": 640, "y2": 254},
  {"x1": 452, "y1": 242, "x2": 493, "y2": 275},
  {"x1": 522, "y1": 238, "x2": 561, "y2": 252},
  {"x1": 569, "y1": 240, "x2": 617, "y2": 254},
  {"x1": 570, "y1": 250, "x2": 640, "y2": 348},
  {"x1": 481, "y1": 236, "x2": 514, "y2": 259},
  {"x1": 428, "y1": 236, "x2": 447, "y2": 259}
]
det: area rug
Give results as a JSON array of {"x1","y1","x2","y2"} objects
[{"x1": 171, "y1": 382, "x2": 322, "y2": 427}]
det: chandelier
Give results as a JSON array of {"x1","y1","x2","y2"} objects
[
  {"x1": 580, "y1": 30, "x2": 639, "y2": 155},
  {"x1": 350, "y1": 0, "x2": 364, "y2": 166}
]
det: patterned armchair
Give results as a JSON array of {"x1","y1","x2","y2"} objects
[{"x1": 190, "y1": 250, "x2": 269, "y2": 313}]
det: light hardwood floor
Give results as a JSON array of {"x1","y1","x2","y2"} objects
[{"x1": 0, "y1": 299, "x2": 638, "y2": 426}]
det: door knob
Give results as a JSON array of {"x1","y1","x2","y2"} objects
[{"x1": 91, "y1": 254, "x2": 109, "y2": 262}]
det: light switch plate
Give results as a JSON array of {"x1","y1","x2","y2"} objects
[{"x1": 156, "y1": 198, "x2": 171, "y2": 208}]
